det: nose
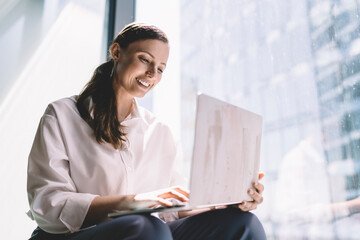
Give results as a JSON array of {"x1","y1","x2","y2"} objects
[{"x1": 146, "y1": 65, "x2": 156, "y2": 78}]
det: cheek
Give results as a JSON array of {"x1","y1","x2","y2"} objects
[
  {"x1": 121, "y1": 58, "x2": 141, "y2": 74},
  {"x1": 155, "y1": 76, "x2": 162, "y2": 85},
  {"x1": 130, "y1": 58, "x2": 146, "y2": 69},
  {"x1": 149, "y1": 78, "x2": 161, "y2": 91}
]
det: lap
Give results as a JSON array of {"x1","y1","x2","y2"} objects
[
  {"x1": 30, "y1": 209, "x2": 266, "y2": 240},
  {"x1": 30, "y1": 214, "x2": 171, "y2": 240},
  {"x1": 167, "y1": 208, "x2": 266, "y2": 240}
]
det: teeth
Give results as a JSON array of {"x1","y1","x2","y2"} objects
[{"x1": 136, "y1": 78, "x2": 150, "y2": 87}]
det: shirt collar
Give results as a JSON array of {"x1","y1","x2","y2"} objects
[
  {"x1": 87, "y1": 97, "x2": 148, "y2": 126},
  {"x1": 123, "y1": 98, "x2": 140, "y2": 121}
]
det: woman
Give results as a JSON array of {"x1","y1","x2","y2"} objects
[{"x1": 27, "y1": 22, "x2": 266, "y2": 240}]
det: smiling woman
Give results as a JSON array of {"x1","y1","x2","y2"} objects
[{"x1": 26, "y1": 22, "x2": 266, "y2": 240}]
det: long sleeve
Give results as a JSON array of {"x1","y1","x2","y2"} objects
[{"x1": 27, "y1": 106, "x2": 97, "y2": 233}]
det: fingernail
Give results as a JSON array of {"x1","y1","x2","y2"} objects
[{"x1": 248, "y1": 189, "x2": 254, "y2": 194}]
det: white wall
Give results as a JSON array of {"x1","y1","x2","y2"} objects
[{"x1": 0, "y1": 1, "x2": 105, "y2": 238}]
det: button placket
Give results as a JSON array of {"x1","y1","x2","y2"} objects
[
  {"x1": 121, "y1": 144, "x2": 134, "y2": 193},
  {"x1": 117, "y1": 148, "x2": 129, "y2": 193},
  {"x1": 127, "y1": 147, "x2": 135, "y2": 193}
]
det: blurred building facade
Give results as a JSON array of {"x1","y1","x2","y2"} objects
[
  {"x1": 179, "y1": 0, "x2": 360, "y2": 238},
  {"x1": 308, "y1": 0, "x2": 360, "y2": 201}
]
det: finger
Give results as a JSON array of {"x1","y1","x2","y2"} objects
[
  {"x1": 248, "y1": 188, "x2": 263, "y2": 204},
  {"x1": 172, "y1": 186, "x2": 190, "y2": 198},
  {"x1": 157, "y1": 191, "x2": 189, "y2": 202},
  {"x1": 154, "y1": 197, "x2": 173, "y2": 207},
  {"x1": 237, "y1": 201, "x2": 249, "y2": 211},
  {"x1": 244, "y1": 201, "x2": 258, "y2": 211},
  {"x1": 258, "y1": 172, "x2": 265, "y2": 181},
  {"x1": 238, "y1": 201, "x2": 257, "y2": 211},
  {"x1": 155, "y1": 186, "x2": 189, "y2": 199},
  {"x1": 215, "y1": 205, "x2": 227, "y2": 210},
  {"x1": 129, "y1": 199, "x2": 160, "y2": 209},
  {"x1": 252, "y1": 181, "x2": 264, "y2": 194},
  {"x1": 170, "y1": 189, "x2": 189, "y2": 201}
]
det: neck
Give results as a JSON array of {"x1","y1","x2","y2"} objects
[{"x1": 115, "y1": 89, "x2": 134, "y2": 122}]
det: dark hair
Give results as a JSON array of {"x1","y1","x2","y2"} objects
[{"x1": 76, "y1": 23, "x2": 168, "y2": 149}]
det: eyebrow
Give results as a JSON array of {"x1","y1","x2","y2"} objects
[{"x1": 137, "y1": 50, "x2": 167, "y2": 66}]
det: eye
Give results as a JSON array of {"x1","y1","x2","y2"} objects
[
  {"x1": 158, "y1": 68, "x2": 164, "y2": 74},
  {"x1": 139, "y1": 57, "x2": 149, "y2": 63}
]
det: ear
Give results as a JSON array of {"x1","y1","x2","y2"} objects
[{"x1": 110, "y1": 43, "x2": 121, "y2": 62}]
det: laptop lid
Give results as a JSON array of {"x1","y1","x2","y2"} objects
[{"x1": 188, "y1": 93, "x2": 263, "y2": 208}]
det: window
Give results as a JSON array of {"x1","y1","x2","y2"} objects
[
  {"x1": 0, "y1": 0, "x2": 106, "y2": 238},
  {"x1": 179, "y1": 0, "x2": 360, "y2": 238}
]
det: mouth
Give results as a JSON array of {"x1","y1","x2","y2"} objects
[{"x1": 136, "y1": 78, "x2": 150, "y2": 88}]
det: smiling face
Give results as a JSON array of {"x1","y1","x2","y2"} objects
[{"x1": 111, "y1": 39, "x2": 170, "y2": 99}]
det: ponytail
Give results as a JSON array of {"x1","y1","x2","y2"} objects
[{"x1": 77, "y1": 59, "x2": 126, "y2": 149}]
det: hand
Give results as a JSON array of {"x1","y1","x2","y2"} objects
[
  {"x1": 348, "y1": 196, "x2": 360, "y2": 215},
  {"x1": 236, "y1": 172, "x2": 264, "y2": 211},
  {"x1": 85, "y1": 187, "x2": 189, "y2": 227},
  {"x1": 130, "y1": 186, "x2": 189, "y2": 209}
]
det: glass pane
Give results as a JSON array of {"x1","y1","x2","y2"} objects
[
  {"x1": 180, "y1": 0, "x2": 360, "y2": 239},
  {"x1": 0, "y1": 0, "x2": 105, "y2": 238}
]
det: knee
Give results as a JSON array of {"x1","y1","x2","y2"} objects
[
  {"x1": 220, "y1": 208, "x2": 266, "y2": 240},
  {"x1": 127, "y1": 215, "x2": 172, "y2": 240},
  {"x1": 198, "y1": 208, "x2": 266, "y2": 240},
  {"x1": 170, "y1": 209, "x2": 266, "y2": 240}
]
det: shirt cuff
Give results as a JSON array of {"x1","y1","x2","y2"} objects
[
  {"x1": 59, "y1": 193, "x2": 98, "y2": 233},
  {"x1": 157, "y1": 211, "x2": 180, "y2": 222}
]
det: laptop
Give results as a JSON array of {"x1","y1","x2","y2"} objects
[{"x1": 108, "y1": 93, "x2": 263, "y2": 217}]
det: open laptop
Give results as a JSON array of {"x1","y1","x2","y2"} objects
[{"x1": 108, "y1": 93, "x2": 263, "y2": 217}]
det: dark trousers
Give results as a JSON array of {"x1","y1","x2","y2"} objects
[{"x1": 30, "y1": 208, "x2": 266, "y2": 240}]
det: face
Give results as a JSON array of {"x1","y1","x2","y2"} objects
[{"x1": 111, "y1": 39, "x2": 169, "y2": 98}]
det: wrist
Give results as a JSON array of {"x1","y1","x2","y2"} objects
[{"x1": 115, "y1": 195, "x2": 136, "y2": 210}]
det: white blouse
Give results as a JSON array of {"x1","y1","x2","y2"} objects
[{"x1": 27, "y1": 96, "x2": 185, "y2": 234}]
